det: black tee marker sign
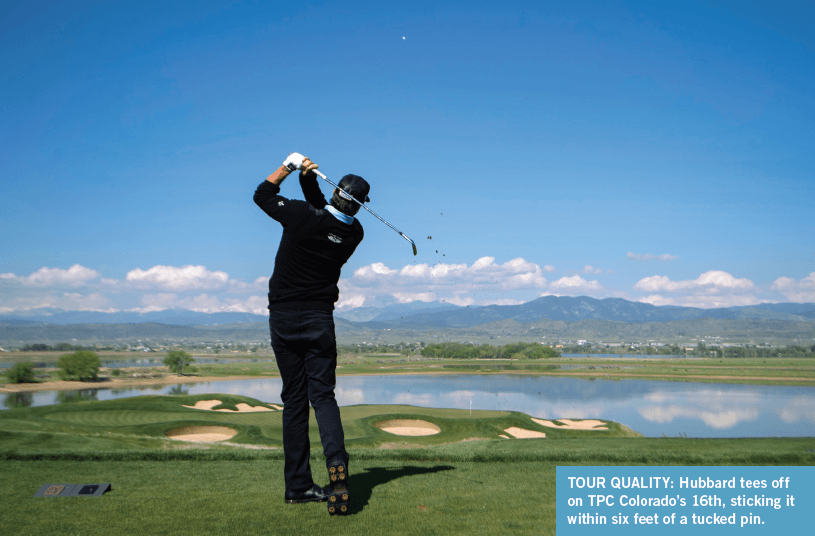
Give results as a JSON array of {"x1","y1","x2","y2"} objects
[{"x1": 34, "y1": 483, "x2": 111, "y2": 497}]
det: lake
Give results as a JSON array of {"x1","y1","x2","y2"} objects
[{"x1": 4, "y1": 374, "x2": 813, "y2": 438}]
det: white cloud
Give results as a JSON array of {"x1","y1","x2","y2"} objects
[
  {"x1": 335, "y1": 293, "x2": 368, "y2": 311},
  {"x1": 392, "y1": 292, "x2": 435, "y2": 303},
  {"x1": 0, "y1": 263, "x2": 267, "y2": 315},
  {"x1": 635, "y1": 271, "x2": 754, "y2": 293},
  {"x1": 0, "y1": 291, "x2": 116, "y2": 313},
  {"x1": 338, "y1": 256, "x2": 551, "y2": 308},
  {"x1": 581, "y1": 265, "x2": 603, "y2": 274},
  {"x1": 135, "y1": 293, "x2": 267, "y2": 315},
  {"x1": 638, "y1": 294, "x2": 760, "y2": 308},
  {"x1": 627, "y1": 252, "x2": 679, "y2": 261},
  {"x1": 480, "y1": 298, "x2": 524, "y2": 306},
  {"x1": 633, "y1": 270, "x2": 759, "y2": 308},
  {"x1": 445, "y1": 295, "x2": 476, "y2": 306},
  {"x1": 770, "y1": 272, "x2": 815, "y2": 302},
  {"x1": 639, "y1": 405, "x2": 759, "y2": 429},
  {"x1": 354, "y1": 262, "x2": 398, "y2": 279},
  {"x1": 126, "y1": 265, "x2": 230, "y2": 291},
  {"x1": 776, "y1": 396, "x2": 815, "y2": 424},
  {"x1": 0, "y1": 264, "x2": 100, "y2": 287},
  {"x1": 547, "y1": 275, "x2": 604, "y2": 294}
]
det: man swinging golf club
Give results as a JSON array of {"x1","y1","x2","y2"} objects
[{"x1": 254, "y1": 152, "x2": 368, "y2": 516}]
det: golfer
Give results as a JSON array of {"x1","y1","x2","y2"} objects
[{"x1": 254, "y1": 152, "x2": 368, "y2": 516}]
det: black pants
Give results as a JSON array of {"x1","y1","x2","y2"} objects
[{"x1": 268, "y1": 310, "x2": 348, "y2": 492}]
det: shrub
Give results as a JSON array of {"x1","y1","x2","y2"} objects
[
  {"x1": 163, "y1": 350, "x2": 194, "y2": 375},
  {"x1": 6, "y1": 362, "x2": 36, "y2": 384},
  {"x1": 57, "y1": 351, "x2": 101, "y2": 381}
]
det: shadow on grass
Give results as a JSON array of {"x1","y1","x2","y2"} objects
[{"x1": 349, "y1": 465, "x2": 454, "y2": 514}]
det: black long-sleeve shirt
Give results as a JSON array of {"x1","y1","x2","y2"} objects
[{"x1": 254, "y1": 173, "x2": 364, "y2": 311}]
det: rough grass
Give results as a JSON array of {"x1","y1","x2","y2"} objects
[
  {"x1": 3, "y1": 459, "x2": 553, "y2": 536},
  {"x1": 5, "y1": 445, "x2": 815, "y2": 536}
]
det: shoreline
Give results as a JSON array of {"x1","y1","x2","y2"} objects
[
  {"x1": 0, "y1": 374, "x2": 272, "y2": 393},
  {"x1": 3, "y1": 368, "x2": 814, "y2": 393}
]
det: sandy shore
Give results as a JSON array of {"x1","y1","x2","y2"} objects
[
  {"x1": 2, "y1": 367, "x2": 811, "y2": 394},
  {"x1": 0, "y1": 374, "x2": 273, "y2": 393}
]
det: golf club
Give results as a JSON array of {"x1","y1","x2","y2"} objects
[{"x1": 312, "y1": 170, "x2": 417, "y2": 256}]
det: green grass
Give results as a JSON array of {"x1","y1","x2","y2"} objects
[
  {"x1": 1, "y1": 395, "x2": 813, "y2": 535},
  {"x1": 4, "y1": 441, "x2": 815, "y2": 536},
  {"x1": 3, "y1": 459, "x2": 554, "y2": 536},
  {"x1": 0, "y1": 394, "x2": 638, "y2": 453}
]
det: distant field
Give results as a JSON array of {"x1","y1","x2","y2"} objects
[{"x1": 3, "y1": 353, "x2": 814, "y2": 388}]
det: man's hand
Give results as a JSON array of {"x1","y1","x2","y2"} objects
[
  {"x1": 300, "y1": 157, "x2": 318, "y2": 175},
  {"x1": 268, "y1": 153, "x2": 318, "y2": 185},
  {"x1": 283, "y1": 152, "x2": 305, "y2": 171}
]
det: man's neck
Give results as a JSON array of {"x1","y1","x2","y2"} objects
[{"x1": 325, "y1": 204, "x2": 354, "y2": 224}]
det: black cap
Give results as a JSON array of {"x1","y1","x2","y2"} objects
[{"x1": 338, "y1": 174, "x2": 370, "y2": 203}]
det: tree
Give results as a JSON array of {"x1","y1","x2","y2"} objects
[
  {"x1": 6, "y1": 362, "x2": 36, "y2": 384},
  {"x1": 163, "y1": 350, "x2": 194, "y2": 375},
  {"x1": 57, "y1": 351, "x2": 101, "y2": 381}
]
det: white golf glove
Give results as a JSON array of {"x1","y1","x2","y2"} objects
[{"x1": 283, "y1": 152, "x2": 305, "y2": 172}]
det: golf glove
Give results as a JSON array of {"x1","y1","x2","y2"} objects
[{"x1": 283, "y1": 152, "x2": 306, "y2": 172}]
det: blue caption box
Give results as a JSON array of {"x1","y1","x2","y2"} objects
[{"x1": 557, "y1": 466, "x2": 814, "y2": 535}]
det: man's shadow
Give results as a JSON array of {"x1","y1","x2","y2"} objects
[{"x1": 348, "y1": 465, "x2": 454, "y2": 514}]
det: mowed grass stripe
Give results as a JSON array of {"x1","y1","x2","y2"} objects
[{"x1": 43, "y1": 410, "x2": 282, "y2": 427}]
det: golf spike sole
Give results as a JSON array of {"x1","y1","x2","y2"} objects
[{"x1": 327, "y1": 461, "x2": 350, "y2": 516}]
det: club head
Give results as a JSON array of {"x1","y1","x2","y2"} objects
[{"x1": 412, "y1": 243, "x2": 417, "y2": 256}]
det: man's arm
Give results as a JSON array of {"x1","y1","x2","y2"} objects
[
  {"x1": 254, "y1": 155, "x2": 319, "y2": 227},
  {"x1": 265, "y1": 156, "x2": 318, "y2": 185},
  {"x1": 299, "y1": 170, "x2": 329, "y2": 209},
  {"x1": 265, "y1": 165, "x2": 292, "y2": 185}
]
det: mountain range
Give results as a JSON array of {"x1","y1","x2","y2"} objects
[
  {"x1": 347, "y1": 296, "x2": 815, "y2": 328},
  {"x1": 2, "y1": 297, "x2": 814, "y2": 328}
]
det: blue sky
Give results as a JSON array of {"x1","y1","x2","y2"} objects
[{"x1": 2, "y1": 0, "x2": 814, "y2": 315}]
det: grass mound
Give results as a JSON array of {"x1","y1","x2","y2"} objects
[{"x1": 0, "y1": 394, "x2": 633, "y2": 453}]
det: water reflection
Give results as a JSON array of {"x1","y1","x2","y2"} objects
[
  {"x1": 1, "y1": 374, "x2": 813, "y2": 438},
  {"x1": 57, "y1": 389, "x2": 99, "y2": 404},
  {"x1": 3, "y1": 392, "x2": 33, "y2": 409},
  {"x1": 168, "y1": 385, "x2": 189, "y2": 396}
]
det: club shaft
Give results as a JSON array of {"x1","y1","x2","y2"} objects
[{"x1": 312, "y1": 170, "x2": 417, "y2": 254}]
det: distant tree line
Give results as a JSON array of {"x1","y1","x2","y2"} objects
[
  {"x1": 338, "y1": 342, "x2": 421, "y2": 356},
  {"x1": 19, "y1": 342, "x2": 114, "y2": 352},
  {"x1": 420, "y1": 342, "x2": 560, "y2": 360},
  {"x1": 567, "y1": 343, "x2": 815, "y2": 358},
  {"x1": 701, "y1": 344, "x2": 815, "y2": 358}
]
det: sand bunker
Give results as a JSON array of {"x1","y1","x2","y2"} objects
[
  {"x1": 375, "y1": 419, "x2": 441, "y2": 436},
  {"x1": 503, "y1": 427, "x2": 546, "y2": 439},
  {"x1": 166, "y1": 426, "x2": 238, "y2": 442},
  {"x1": 531, "y1": 418, "x2": 608, "y2": 430},
  {"x1": 182, "y1": 399, "x2": 278, "y2": 412}
]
